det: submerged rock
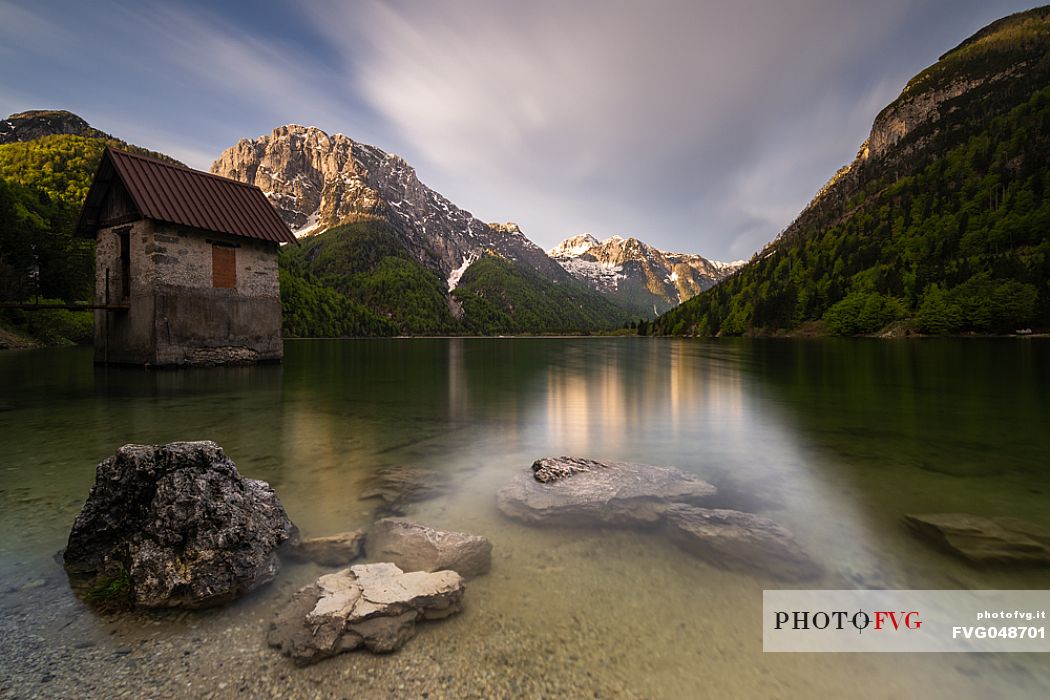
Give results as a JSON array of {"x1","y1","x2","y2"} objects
[
  {"x1": 267, "y1": 563, "x2": 464, "y2": 665},
  {"x1": 662, "y1": 505, "x2": 821, "y2": 581},
  {"x1": 498, "y1": 457, "x2": 819, "y2": 580},
  {"x1": 287, "y1": 531, "x2": 366, "y2": 567},
  {"x1": 904, "y1": 513, "x2": 1050, "y2": 566},
  {"x1": 367, "y1": 518, "x2": 492, "y2": 577},
  {"x1": 359, "y1": 466, "x2": 449, "y2": 514},
  {"x1": 63, "y1": 441, "x2": 298, "y2": 608},
  {"x1": 497, "y1": 457, "x2": 717, "y2": 526}
]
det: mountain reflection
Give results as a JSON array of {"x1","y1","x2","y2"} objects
[
  {"x1": 538, "y1": 340, "x2": 749, "y2": 455},
  {"x1": 2, "y1": 338, "x2": 1045, "y2": 593}
]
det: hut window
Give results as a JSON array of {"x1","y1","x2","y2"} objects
[{"x1": 212, "y1": 245, "x2": 237, "y2": 288}]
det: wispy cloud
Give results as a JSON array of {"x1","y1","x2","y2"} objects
[
  {"x1": 0, "y1": 0, "x2": 376, "y2": 169},
  {"x1": 296, "y1": 0, "x2": 921, "y2": 255},
  {"x1": 0, "y1": 0, "x2": 1039, "y2": 258},
  {"x1": 706, "y1": 76, "x2": 907, "y2": 260}
]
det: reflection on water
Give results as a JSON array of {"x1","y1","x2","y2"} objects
[{"x1": 1, "y1": 338, "x2": 1049, "y2": 698}]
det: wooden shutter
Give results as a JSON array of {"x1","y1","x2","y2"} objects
[{"x1": 212, "y1": 245, "x2": 236, "y2": 288}]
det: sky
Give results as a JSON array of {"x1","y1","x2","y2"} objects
[{"x1": 0, "y1": 0, "x2": 1040, "y2": 260}]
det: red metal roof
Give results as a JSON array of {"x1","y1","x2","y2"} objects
[{"x1": 76, "y1": 148, "x2": 297, "y2": 245}]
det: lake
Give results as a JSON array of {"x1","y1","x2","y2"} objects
[{"x1": 1, "y1": 338, "x2": 1048, "y2": 698}]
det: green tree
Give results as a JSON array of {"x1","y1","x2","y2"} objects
[{"x1": 823, "y1": 291, "x2": 906, "y2": 335}]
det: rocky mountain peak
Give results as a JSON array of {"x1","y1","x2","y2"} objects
[
  {"x1": 212, "y1": 125, "x2": 417, "y2": 236},
  {"x1": 212, "y1": 125, "x2": 567, "y2": 283},
  {"x1": 0, "y1": 109, "x2": 98, "y2": 144},
  {"x1": 548, "y1": 233, "x2": 599, "y2": 258},
  {"x1": 489, "y1": 222, "x2": 524, "y2": 237},
  {"x1": 599, "y1": 235, "x2": 656, "y2": 262},
  {"x1": 548, "y1": 233, "x2": 736, "y2": 317},
  {"x1": 551, "y1": 234, "x2": 661, "y2": 265}
]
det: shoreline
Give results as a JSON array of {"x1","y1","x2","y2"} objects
[
  {"x1": 4, "y1": 333, "x2": 1047, "y2": 352},
  {"x1": 0, "y1": 325, "x2": 43, "y2": 350}
]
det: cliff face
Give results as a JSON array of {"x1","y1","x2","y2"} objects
[
  {"x1": 0, "y1": 110, "x2": 100, "y2": 144},
  {"x1": 866, "y1": 80, "x2": 980, "y2": 160},
  {"x1": 549, "y1": 233, "x2": 742, "y2": 317},
  {"x1": 211, "y1": 126, "x2": 383, "y2": 232},
  {"x1": 211, "y1": 125, "x2": 565, "y2": 285}
]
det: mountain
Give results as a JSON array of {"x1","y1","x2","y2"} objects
[
  {"x1": 0, "y1": 111, "x2": 183, "y2": 212},
  {"x1": 548, "y1": 233, "x2": 743, "y2": 317},
  {"x1": 0, "y1": 110, "x2": 102, "y2": 144},
  {"x1": 1, "y1": 110, "x2": 629, "y2": 339},
  {"x1": 278, "y1": 219, "x2": 628, "y2": 336},
  {"x1": 213, "y1": 125, "x2": 631, "y2": 335},
  {"x1": 0, "y1": 110, "x2": 184, "y2": 297},
  {"x1": 453, "y1": 251, "x2": 631, "y2": 334},
  {"x1": 654, "y1": 6, "x2": 1050, "y2": 336},
  {"x1": 0, "y1": 110, "x2": 185, "y2": 343},
  {"x1": 211, "y1": 125, "x2": 566, "y2": 286}
]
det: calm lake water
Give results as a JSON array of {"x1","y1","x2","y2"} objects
[{"x1": 1, "y1": 338, "x2": 1048, "y2": 698}]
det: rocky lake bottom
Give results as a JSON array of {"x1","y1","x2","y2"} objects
[{"x1": 2, "y1": 338, "x2": 1049, "y2": 698}]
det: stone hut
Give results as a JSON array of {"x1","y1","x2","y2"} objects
[{"x1": 75, "y1": 148, "x2": 297, "y2": 366}]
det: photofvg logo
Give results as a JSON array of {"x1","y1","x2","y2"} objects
[{"x1": 763, "y1": 590, "x2": 1050, "y2": 652}]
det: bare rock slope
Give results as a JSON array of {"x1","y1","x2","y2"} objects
[{"x1": 211, "y1": 126, "x2": 565, "y2": 286}]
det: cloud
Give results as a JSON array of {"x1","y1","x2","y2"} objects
[
  {"x1": 81, "y1": 3, "x2": 371, "y2": 169},
  {"x1": 0, "y1": 1, "x2": 66, "y2": 51},
  {"x1": 0, "y1": 1, "x2": 380, "y2": 170},
  {"x1": 297, "y1": 0, "x2": 921, "y2": 257},
  {"x1": 705, "y1": 76, "x2": 907, "y2": 260},
  {"x1": 3, "y1": 0, "x2": 1040, "y2": 259}
]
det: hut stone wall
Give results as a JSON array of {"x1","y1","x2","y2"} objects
[{"x1": 94, "y1": 220, "x2": 283, "y2": 366}]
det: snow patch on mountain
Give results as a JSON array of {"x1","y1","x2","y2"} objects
[
  {"x1": 548, "y1": 232, "x2": 740, "y2": 315},
  {"x1": 447, "y1": 252, "x2": 479, "y2": 292},
  {"x1": 710, "y1": 259, "x2": 747, "y2": 272},
  {"x1": 559, "y1": 257, "x2": 625, "y2": 292},
  {"x1": 294, "y1": 209, "x2": 323, "y2": 237}
]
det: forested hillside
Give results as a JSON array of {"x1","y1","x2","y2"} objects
[
  {"x1": 279, "y1": 219, "x2": 630, "y2": 336},
  {"x1": 0, "y1": 120, "x2": 186, "y2": 343},
  {"x1": 654, "y1": 7, "x2": 1050, "y2": 336},
  {"x1": 0, "y1": 129, "x2": 183, "y2": 301},
  {"x1": 454, "y1": 254, "x2": 630, "y2": 334},
  {"x1": 279, "y1": 219, "x2": 454, "y2": 336}
]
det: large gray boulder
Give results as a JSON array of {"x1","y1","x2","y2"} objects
[
  {"x1": 63, "y1": 441, "x2": 298, "y2": 608},
  {"x1": 904, "y1": 513, "x2": 1050, "y2": 566},
  {"x1": 267, "y1": 563, "x2": 464, "y2": 665},
  {"x1": 367, "y1": 518, "x2": 492, "y2": 577},
  {"x1": 497, "y1": 457, "x2": 717, "y2": 526},
  {"x1": 662, "y1": 505, "x2": 821, "y2": 581}
]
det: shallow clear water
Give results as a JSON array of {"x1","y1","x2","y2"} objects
[{"x1": 1, "y1": 338, "x2": 1048, "y2": 698}]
